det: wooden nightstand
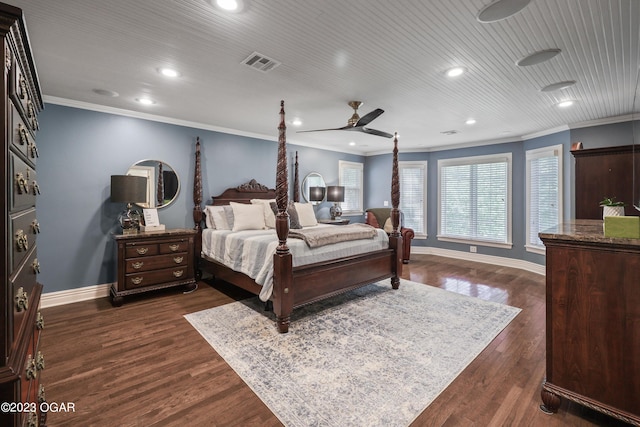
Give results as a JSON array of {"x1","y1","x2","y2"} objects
[
  {"x1": 318, "y1": 219, "x2": 350, "y2": 225},
  {"x1": 111, "y1": 228, "x2": 197, "y2": 306}
]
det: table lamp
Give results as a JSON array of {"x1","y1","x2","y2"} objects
[
  {"x1": 309, "y1": 186, "x2": 325, "y2": 205},
  {"x1": 110, "y1": 175, "x2": 147, "y2": 234}
]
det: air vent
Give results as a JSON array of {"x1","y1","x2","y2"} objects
[
  {"x1": 440, "y1": 130, "x2": 459, "y2": 135},
  {"x1": 242, "y1": 51, "x2": 281, "y2": 73}
]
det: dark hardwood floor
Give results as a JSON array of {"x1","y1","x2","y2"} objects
[{"x1": 39, "y1": 255, "x2": 631, "y2": 426}]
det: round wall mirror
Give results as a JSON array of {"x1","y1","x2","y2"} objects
[
  {"x1": 302, "y1": 172, "x2": 326, "y2": 205},
  {"x1": 127, "y1": 159, "x2": 180, "y2": 209}
]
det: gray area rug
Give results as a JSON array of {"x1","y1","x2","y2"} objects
[{"x1": 185, "y1": 278, "x2": 521, "y2": 427}]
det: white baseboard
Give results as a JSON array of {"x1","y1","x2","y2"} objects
[
  {"x1": 40, "y1": 250, "x2": 544, "y2": 308},
  {"x1": 411, "y1": 247, "x2": 545, "y2": 276},
  {"x1": 41, "y1": 283, "x2": 112, "y2": 309}
]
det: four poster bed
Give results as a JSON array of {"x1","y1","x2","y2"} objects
[{"x1": 192, "y1": 101, "x2": 403, "y2": 333}]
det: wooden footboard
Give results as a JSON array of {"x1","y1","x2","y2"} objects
[{"x1": 193, "y1": 100, "x2": 402, "y2": 333}]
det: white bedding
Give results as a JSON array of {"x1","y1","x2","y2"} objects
[{"x1": 201, "y1": 224, "x2": 389, "y2": 301}]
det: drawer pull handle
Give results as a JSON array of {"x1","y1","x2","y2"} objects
[
  {"x1": 36, "y1": 351, "x2": 45, "y2": 371},
  {"x1": 25, "y1": 355, "x2": 37, "y2": 380},
  {"x1": 18, "y1": 124, "x2": 28, "y2": 145},
  {"x1": 32, "y1": 180, "x2": 40, "y2": 195},
  {"x1": 32, "y1": 258, "x2": 41, "y2": 274},
  {"x1": 19, "y1": 74, "x2": 27, "y2": 99},
  {"x1": 38, "y1": 385, "x2": 46, "y2": 403},
  {"x1": 131, "y1": 261, "x2": 144, "y2": 270},
  {"x1": 29, "y1": 141, "x2": 39, "y2": 158},
  {"x1": 27, "y1": 411, "x2": 37, "y2": 427},
  {"x1": 169, "y1": 244, "x2": 180, "y2": 252},
  {"x1": 31, "y1": 219, "x2": 40, "y2": 233},
  {"x1": 136, "y1": 247, "x2": 149, "y2": 255},
  {"x1": 16, "y1": 172, "x2": 29, "y2": 194},
  {"x1": 131, "y1": 277, "x2": 143, "y2": 285},
  {"x1": 173, "y1": 270, "x2": 184, "y2": 278},
  {"x1": 173, "y1": 256, "x2": 184, "y2": 264},
  {"x1": 28, "y1": 101, "x2": 39, "y2": 130},
  {"x1": 16, "y1": 287, "x2": 28, "y2": 312},
  {"x1": 16, "y1": 229, "x2": 28, "y2": 251},
  {"x1": 36, "y1": 312, "x2": 44, "y2": 330}
]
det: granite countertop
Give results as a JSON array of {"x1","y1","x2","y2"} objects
[{"x1": 539, "y1": 219, "x2": 640, "y2": 247}]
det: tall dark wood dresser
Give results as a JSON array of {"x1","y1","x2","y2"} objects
[{"x1": 0, "y1": 4, "x2": 46, "y2": 426}]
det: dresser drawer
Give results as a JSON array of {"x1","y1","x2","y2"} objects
[
  {"x1": 11, "y1": 248, "x2": 39, "y2": 341},
  {"x1": 125, "y1": 266, "x2": 192, "y2": 290},
  {"x1": 9, "y1": 58, "x2": 39, "y2": 133},
  {"x1": 10, "y1": 208, "x2": 38, "y2": 273},
  {"x1": 10, "y1": 152, "x2": 38, "y2": 212},
  {"x1": 125, "y1": 242, "x2": 159, "y2": 258},
  {"x1": 159, "y1": 239, "x2": 190, "y2": 254},
  {"x1": 10, "y1": 102, "x2": 37, "y2": 167},
  {"x1": 125, "y1": 252, "x2": 187, "y2": 273}
]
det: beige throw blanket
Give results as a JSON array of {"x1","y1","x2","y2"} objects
[{"x1": 289, "y1": 223, "x2": 378, "y2": 248}]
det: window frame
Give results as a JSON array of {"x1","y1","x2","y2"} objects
[
  {"x1": 338, "y1": 160, "x2": 364, "y2": 216},
  {"x1": 437, "y1": 153, "x2": 513, "y2": 249},
  {"x1": 525, "y1": 144, "x2": 563, "y2": 255},
  {"x1": 399, "y1": 160, "x2": 427, "y2": 238}
]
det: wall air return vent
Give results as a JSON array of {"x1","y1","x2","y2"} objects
[{"x1": 242, "y1": 51, "x2": 281, "y2": 72}]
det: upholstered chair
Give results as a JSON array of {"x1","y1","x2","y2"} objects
[{"x1": 365, "y1": 208, "x2": 414, "y2": 263}]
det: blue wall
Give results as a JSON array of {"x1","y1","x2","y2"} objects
[{"x1": 37, "y1": 103, "x2": 637, "y2": 293}]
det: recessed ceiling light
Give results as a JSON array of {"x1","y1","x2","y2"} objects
[
  {"x1": 209, "y1": 0, "x2": 246, "y2": 12},
  {"x1": 477, "y1": 0, "x2": 531, "y2": 23},
  {"x1": 445, "y1": 67, "x2": 467, "y2": 78},
  {"x1": 291, "y1": 118, "x2": 302, "y2": 126},
  {"x1": 349, "y1": 141, "x2": 356, "y2": 146},
  {"x1": 557, "y1": 100, "x2": 574, "y2": 108},
  {"x1": 92, "y1": 88, "x2": 119, "y2": 97},
  {"x1": 516, "y1": 49, "x2": 561, "y2": 67},
  {"x1": 159, "y1": 68, "x2": 180, "y2": 78},
  {"x1": 136, "y1": 97, "x2": 156, "y2": 105},
  {"x1": 465, "y1": 119, "x2": 477, "y2": 125},
  {"x1": 541, "y1": 80, "x2": 576, "y2": 92}
]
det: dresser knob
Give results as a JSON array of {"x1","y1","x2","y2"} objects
[
  {"x1": 36, "y1": 311, "x2": 44, "y2": 330},
  {"x1": 173, "y1": 256, "x2": 184, "y2": 264},
  {"x1": 15, "y1": 287, "x2": 28, "y2": 312},
  {"x1": 168, "y1": 244, "x2": 180, "y2": 252},
  {"x1": 25, "y1": 354, "x2": 37, "y2": 380},
  {"x1": 136, "y1": 247, "x2": 149, "y2": 255},
  {"x1": 131, "y1": 277, "x2": 143, "y2": 285},
  {"x1": 131, "y1": 261, "x2": 144, "y2": 270},
  {"x1": 15, "y1": 229, "x2": 29, "y2": 251},
  {"x1": 173, "y1": 270, "x2": 184, "y2": 278}
]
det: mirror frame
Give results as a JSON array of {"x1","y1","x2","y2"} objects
[
  {"x1": 127, "y1": 159, "x2": 180, "y2": 209},
  {"x1": 302, "y1": 172, "x2": 326, "y2": 205}
]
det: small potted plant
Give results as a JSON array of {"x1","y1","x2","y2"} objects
[{"x1": 599, "y1": 197, "x2": 626, "y2": 218}]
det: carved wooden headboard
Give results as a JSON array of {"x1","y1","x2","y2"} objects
[{"x1": 210, "y1": 179, "x2": 276, "y2": 205}]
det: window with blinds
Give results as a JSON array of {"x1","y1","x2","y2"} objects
[
  {"x1": 526, "y1": 145, "x2": 563, "y2": 253},
  {"x1": 399, "y1": 161, "x2": 427, "y2": 236},
  {"x1": 438, "y1": 153, "x2": 512, "y2": 247},
  {"x1": 339, "y1": 160, "x2": 363, "y2": 214}
]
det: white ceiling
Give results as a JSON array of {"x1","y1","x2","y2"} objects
[{"x1": 5, "y1": 0, "x2": 640, "y2": 154}]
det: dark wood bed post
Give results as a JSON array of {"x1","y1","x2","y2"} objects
[
  {"x1": 273, "y1": 100, "x2": 294, "y2": 333},
  {"x1": 389, "y1": 132, "x2": 403, "y2": 289},
  {"x1": 293, "y1": 151, "x2": 299, "y2": 203},
  {"x1": 193, "y1": 137, "x2": 203, "y2": 280}
]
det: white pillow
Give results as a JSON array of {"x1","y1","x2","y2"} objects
[
  {"x1": 211, "y1": 206, "x2": 232, "y2": 230},
  {"x1": 230, "y1": 202, "x2": 266, "y2": 231},
  {"x1": 294, "y1": 202, "x2": 318, "y2": 227},
  {"x1": 251, "y1": 199, "x2": 276, "y2": 228},
  {"x1": 203, "y1": 206, "x2": 225, "y2": 229}
]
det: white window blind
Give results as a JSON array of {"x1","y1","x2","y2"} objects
[
  {"x1": 438, "y1": 154, "x2": 512, "y2": 246},
  {"x1": 526, "y1": 145, "x2": 563, "y2": 252},
  {"x1": 399, "y1": 161, "x2": 426, "y2": 235},
  {"x1": 339, "y1": 160, "x2": 363, "y2": 214}
]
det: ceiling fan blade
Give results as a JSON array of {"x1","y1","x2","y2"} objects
[
  {"x1": 358, "y1": 127, "x2": 394, "y2": 138},
  {"x1": 297, "y1": 125, "x2": 351, "y2": 133},
  {"x1": 355, "y1": 108, "x2": 384, "y2": 127}
]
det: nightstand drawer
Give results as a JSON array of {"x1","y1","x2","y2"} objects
[
  {"x1": 159, "y1": 240, "x2": 190, "y2": 254},
  {"x1": 125, "y1": 252, "x2": 187, "y2": 273},
  {"x1": 125, "y1": 266, "x2": 192, "y2": 290},
  {"x1": 125, "y1": 243, "x2": 159, "y2": 258}
]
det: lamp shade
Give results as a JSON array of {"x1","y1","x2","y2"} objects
[
  {"x1": 110, "y1": 175, "x2": 148, "y2": 204},
  {"x1": 326, "y1": 186, "x2": 345, "y2": 203},
  {"x1": 309, "y1": 186, "x2": 325, "y2": 202}
]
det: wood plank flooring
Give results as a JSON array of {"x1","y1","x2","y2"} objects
[{"x1": 39, "y1": 255, "x2": 632, "y2": 426}]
